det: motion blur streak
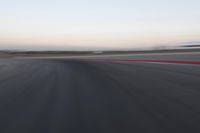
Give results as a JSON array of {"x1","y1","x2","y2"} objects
[
  {"x1": 108, "y1": 60, "x2": 200, "y2": 65},
  {"x1": 0, "y1": 57, "x2": 200, "y2": 133}
]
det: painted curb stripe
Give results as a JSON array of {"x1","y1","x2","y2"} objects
[{"x1": 107, "y1": 60, "x2": 200, "y2": 65}]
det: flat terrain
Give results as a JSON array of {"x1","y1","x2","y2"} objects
[
  {"x1": 0, "y1": 53, "x2": 200, "y2": 133},
  {"x1": 22, "y1": 50, "x2": 200, "y2": 61}
]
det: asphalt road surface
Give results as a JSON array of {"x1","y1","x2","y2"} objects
[{"x1": 0, "y1": 58, "x2": 200, "y2": 133}]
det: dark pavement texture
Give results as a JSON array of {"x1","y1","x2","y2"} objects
[{"x1": 0, "y1": 59, "x2": 200, "y2": 133}]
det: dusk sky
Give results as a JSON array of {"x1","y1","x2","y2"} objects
[{"x1": 0, "y1": 0, "x2": 200, "y2": 50}]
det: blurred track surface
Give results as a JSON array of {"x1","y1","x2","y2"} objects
[{"x1": 0, "y1": 58, "x2": 200, "y2": 133}]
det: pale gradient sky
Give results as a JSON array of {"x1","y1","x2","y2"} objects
[{"x1": 0, "y1": 0, "x2": 200, "y2": 50}]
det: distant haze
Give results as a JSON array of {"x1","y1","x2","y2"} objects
[{"x1": 0, "y1": 0, "x2": 200, "y2": 50}]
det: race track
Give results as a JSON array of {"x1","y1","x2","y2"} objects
[{"x1": 0, "y1": 57, "x2": 200, "y2": 133}]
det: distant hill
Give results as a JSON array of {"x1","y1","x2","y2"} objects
[{"x1": 181, "y1": 41, "x2": 200, "y2": 47}]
